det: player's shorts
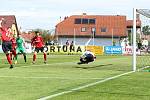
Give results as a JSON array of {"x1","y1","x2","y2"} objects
[
  {"x1": 34, "y1": 47, "x2": 44, "y2": 53},
  {"x1": 16, "y1": 47, "x2": 26, "y2": 54},
  {"x1": 2, "y1": 41, "x2": 12, "y2": 53}
]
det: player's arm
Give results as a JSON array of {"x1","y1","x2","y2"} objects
[
  {"x1": 31, "y1": 37, "x2": 36, "y2": 49},
  {"x1": 40, "y1": 37, "x2": 45, "y2": 47},
  {"x1": 23, "y1": 38, "x2": 26, "y2": 47},
  {"x1": 0, "y1": 21, "x2": 2, "y2": 29},
  {"x1": 0, "y1": 18, "x2": 3, "y2": 35},
  {"x1": 31, "y1": 37, "x2": 35, "y2": 46},
  {"x1": 0, "y1": 18, "x2": 5, "y2": 31},
  {"x1": 0, "y1": 18, "x2": 3, "y2": 28},
  {"x1": 0, "y1": 19, "x2": 3, "y2": 37},
  {"x1": 0, "y1": 18, "x2": 7, "y2": 38},
  {"x1": 0, "y1": 31, "x2": 1, "y2": 37},
  {"x1": 80, "y1": 52, "x2": 86, "y2": 58}
]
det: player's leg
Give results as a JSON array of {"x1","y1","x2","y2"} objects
[
  {"x1": 11, "y1": 49, "x2": 17, "y2": 61},
  {"x1": 42, "y1": 47, "x2": 47, "y2": 64},
  {"x1": 21, "y1": 49, "x2": 27, "y2": 63},
  {"x1": 32, "y1": 51, "x2": 37, "y2": 64},
  {"x1": 32, "y1": 48, "x2": 38, "y2": 64},
  {"x1": 10, "y1": 52, "x2": 13, "y2": 60},
  {"x1": 2, "y1": 42, "x2": 13, "y2": 68},
  {"x1": 6, "y1": 52, "x2": 13, "y2": 68},
  {"x1": 43, "y1": 52, "x2": 47, "y2": 64},
  {"x1": 23, "y1": 52, "x2": 27, "y2": 63},
  {"x1": 14, "y1": 48, "x2": 20, "y2": 64},
  {"x1": 77, "y1": 57, "x2": 86, "y2": 64}
]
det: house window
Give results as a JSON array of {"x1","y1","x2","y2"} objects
[
  {"x1": 82, "y1": 19, "x2": 88, "y2": 24},
  {"x1": 75, "y1": 18, "x2": 96, "y2": 24},
  {"x1": 81, "y1": 27, "x2": 87, "y2": 32},
  {"x1": 89, "y1": 19, "x2": 95, "y2": 24},
  {"x1": 101, "y1": 27, "x2": 107, "y2": 32},
  {"x1": 128, "y1": 29, "x2": 132, "y2": 33},
  {"x1": 75, "y1": 18, "x2": 81, "y2": 24}
]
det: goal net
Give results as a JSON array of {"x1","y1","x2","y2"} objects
[{"x1": 134, "y1": 9, "x2": 150, "y2": 71}]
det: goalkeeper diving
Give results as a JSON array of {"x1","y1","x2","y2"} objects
[{"x1": 77, "y1": 50, "x2": 96, "y2": 64}]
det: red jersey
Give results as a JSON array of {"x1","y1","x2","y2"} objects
[
  {"x1": 1, "y1": 28, "x2": 12, "y2": 41},
  {"x1": 31, "y1": 36, "x2": 44, "y2": 48},
  {"x1": 11, "y1": 37, "x2": 16, "y2": 49}
]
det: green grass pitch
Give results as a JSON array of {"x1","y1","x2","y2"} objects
[{"x1": 0, "y1": 54, "x2": 150, "y2": 100}]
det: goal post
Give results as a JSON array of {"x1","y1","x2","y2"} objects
[
  {"x1": 133, "y1": 8, "x2": 136, "y2": 71},
  {"x1": 133, "y1": 8, "x2": 150, "y2": 71}
]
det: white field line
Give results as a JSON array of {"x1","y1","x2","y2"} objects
[
  {"x1": 37, "y1": 66, "x2": 150, "y2": 100},
  {"x1": 137, "y1": 66, "x2": 150, "y2": 71},
  {"x1": 0, "y1": 76, "x2": 104, "y2": 80},
  {"x1": 37, "y1": 71, "x2": 134, "y2": 100}
]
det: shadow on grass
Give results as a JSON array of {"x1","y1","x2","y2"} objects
[{"x1": 75, "y1": 64, "x2": 113, "y2": 69}]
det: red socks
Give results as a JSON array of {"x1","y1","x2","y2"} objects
[
  {"x1": 6, "y1": 54, "x2": 12, "y2": 65},
  {"x1": 10, "y1": 52, "x2": 12, "y2": 60},
  {"x1": 10, "y1": 51, "x2": 17, "y2": 60},
  {"x1": 33, "y1": 54, "x2": 36, "y2": 61},
  {"x1": 12, "y1": 50, "x2": 17, "y2": 58},
  {"x1": 44, "y1": 53, "x2": 47, "y2": 61},
  {"x1": 33, "y1": 53, "x2": 46, "y2": 62}
]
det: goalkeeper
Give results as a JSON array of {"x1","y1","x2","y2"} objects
[
  {"x1": 77, "y1": 50, "x2": 96, "y2": 64},
  {"x1": 15, "y1": 34, "x2": 27, "y2": 64}
]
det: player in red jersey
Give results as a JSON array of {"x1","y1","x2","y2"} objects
[
  {"x1": 0, "y1": 18, "x2": 14, "y2": 68},
  {"x1": 31, "y1": 31, "x2": 47, "y2": 64},
  {"x1": 10, "y1": 34, "x2": 17, "y2": 63}
]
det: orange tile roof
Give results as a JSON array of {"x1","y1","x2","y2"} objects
[{"x1": 0, "y1": 15, "x2": 17, "y2": 28}]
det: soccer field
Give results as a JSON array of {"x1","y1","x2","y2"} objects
[{"x1": 0, "y1": 54, "x2": 150, "y2": 100}]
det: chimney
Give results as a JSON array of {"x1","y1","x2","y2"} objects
[
  {"x1": 136, "y1": 14, "x2": 140, "y2": 20},
  {"x1": 82, "y1": 13, "x2": 87, "y2": 15}
]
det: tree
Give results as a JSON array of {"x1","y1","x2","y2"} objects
[
  {"x1": 142, "y1": 25, "x2": 150, "y2": 35},
  {"x1": 32, "y1": 28, "x2": 57, "y2": 43},
  {"x1": 128, "y1": 30, "x2": 132, "y2": 45}
]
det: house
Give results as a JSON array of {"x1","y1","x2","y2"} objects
[
  {"x1": 0, "y1": 15, "x2": 19, "y2": 37},
  {"x1": 21, "y1": 31, "x2": 35, "y2": 42},
  {"x1": 55, "y1": 13, "x2": 141, "y2": 46}
]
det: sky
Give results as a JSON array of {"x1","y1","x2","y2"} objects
[{"x1": 0, "y1": 0, "x2": 150, "y2": 31}]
